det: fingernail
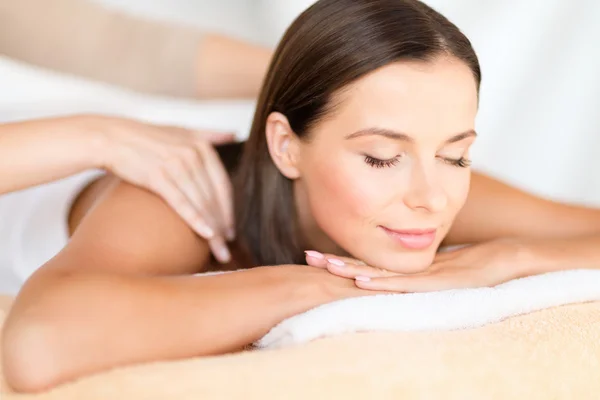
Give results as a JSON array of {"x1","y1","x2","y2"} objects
[
  {"x1": 199, "y1": 225, "x2": 215, "y2": 238},
  {"x1": 355, "y1": 276, "x2": 371, "y2": 282},
  {"x1": 328, "y1": 258, "x2": 345, "y2": 267},
  {"x1": 304, "y1": 250, "x2": 324, "y2": 259},
  {"x1": 218, "y1": 246, "x2": 231, "y2": 263}
]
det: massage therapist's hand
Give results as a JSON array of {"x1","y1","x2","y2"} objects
[
  {"x1": 304, "y1": 239, "x2": 533, "y2": 292},
  {"x1": 92, "y1": 115, "x2": 236, "y2": 262},
  {"x1": 0, "y1": 115, "x2": 235, "y2": 261}
]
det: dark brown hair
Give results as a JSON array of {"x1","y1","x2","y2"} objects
[{"x1": 233, "y1": 0, "x2": 481, "y2": 267}]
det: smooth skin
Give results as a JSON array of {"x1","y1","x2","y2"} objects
[
  {"x1": 2, "y1": 176, "x2": 371, "y2": 393},
  {"x1": 6, "y1": 169, "x2": 600, "y2": 393},
  {"x1": 3, "y1": 57, "x2": 600, "y2": 393},
  {"x1": 275, "y1": 59, "x2": 478, "y2": 273},
  {"x1": 306, "y1": 170, "x2": 600, "y2": 292}
]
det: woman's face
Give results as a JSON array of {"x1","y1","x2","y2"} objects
[{"x1": 294, "y1": 56, "x2": 479, "y2": 273}]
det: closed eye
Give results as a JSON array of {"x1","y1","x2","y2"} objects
[
  {"x1": 439, "y1": 156, "x2": 472, "y2": 168},
  {"x1": 364, "y1": 155, "x2": 400, "y2": 168}
]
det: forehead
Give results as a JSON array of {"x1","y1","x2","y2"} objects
[{"x1": 323, "y1": 57, "x2": 479, "y2": 139}]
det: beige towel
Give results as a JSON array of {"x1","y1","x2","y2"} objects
[{"x1": 2, "y1": 295, "x2": 600, "y2": 399}]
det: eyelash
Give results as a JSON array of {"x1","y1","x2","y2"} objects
[
  {"x1": 443, "y1": 157, "x2": 472, "y2": 168},
  {"x1": 364, "y1": 155, "x2": 400, "y2": 168},
  {"x1": 364, "y1": 155, "x2": 472, "y2": 169}
]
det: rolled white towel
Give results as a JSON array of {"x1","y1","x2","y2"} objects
[{"x1": 254, "y1": 269, "x2": 600, "y2": 348}]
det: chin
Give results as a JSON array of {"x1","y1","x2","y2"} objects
[{"x1": 360, "y1": 248, "x2": 437, "y2": 274}]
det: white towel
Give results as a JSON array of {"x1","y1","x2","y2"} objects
[{"x1": 254, "y1": 269, "x2": 600, "y2": 349}]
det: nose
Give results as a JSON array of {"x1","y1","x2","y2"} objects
[{"x1": 403, "y1": 165, "x2": 448, "y2": 213}]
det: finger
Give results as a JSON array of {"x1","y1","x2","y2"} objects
[
  {"x1": 304, "y1": 251, "x2": 365, "y2": 268},
  {"x1": 325, "y1": 255, "x2": 366, "y2": 266},
  {"x1": 326, "y1": 260, "x2": 395, "y2": 279},
  {"x1": 185, "y1": 155, "x2": 227, "y2": 237},
  {"x1": 150, "y1": 174, "x2": 215, "y2": 239},
  {"x1": 354, "y1": 273, "x2": 465, "y2": 293},
  {"x1": 158, "y1": 166, "x2": 231, "y2": 263},
  {"x1": 208, "y1": 236, "x2": 232, "y2": 264},
  {"x1": 304, "y1": 251, "x2": 328, "y2": 267},
  {"x1": 163, "y1": 159, "x2": 224, "y2": 243},
  {"x1": 159, "y1": 124, "x2": 235, "y2": 145},
  {"x1": 194, "y1": 130, "x2": 236, "y2": 145},
  {"x1": 303, "y1": 251, "x2": 394, "y2": 278},
  {"x1": 165, "y1": 146, "x2": 225, "y2": 237},
  {"x1": 161, "y1": 169, "x2": 231, "y2": 263},
  {"x1": 197, "y1": 142, "x2": 235, "y2": 240}
]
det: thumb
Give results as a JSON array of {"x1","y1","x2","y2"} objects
[{"x1": 196, "y1": 130, "x2": 236, "y2": 145}]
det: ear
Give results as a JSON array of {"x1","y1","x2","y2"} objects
[{"x1": 265, "y1": 112, "x2": 301, "y2": 179}]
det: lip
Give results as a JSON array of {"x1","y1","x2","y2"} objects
[{"x1": 379, "y1": 226, "x2": 437, "y2": 250}]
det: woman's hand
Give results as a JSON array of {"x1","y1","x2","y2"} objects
[
  {"x1": 304, "y1": 239, "x2": 533, "y2": 292},
  {"x1": 283, "y1": 264, "x2": 389, "y2": 304},
  {"x1": 93, "y1": 116, "x2": 236, "y2": 262}
]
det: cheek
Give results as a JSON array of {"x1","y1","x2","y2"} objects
[
  {"x1": 298, "y1": 150, "x2": 472, "y2": 272},
  {"x1": 443, "y1": 169, "x2": 471, "y2": 218},
  {"x1": 302, "y1": 156, "x2": 385, "y2": 238}
]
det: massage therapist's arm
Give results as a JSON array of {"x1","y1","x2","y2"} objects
[
  {"x1": 0, "y1": 0, "x2": 271, "y2": 98},
  {"x1": 0, "y1": 178, "x2": 349, "y2": 393},
  {"x1": 0, "y1": 115, "x2": 239, "y2": 262}
]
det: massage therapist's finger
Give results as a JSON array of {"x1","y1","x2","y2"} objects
[
  {"x1": 196, "y1": 141, "x2": 235, "y2": 240},
  {"x1": 166, "y1": 161, "x2": 227, "y2": 248},
  {"x1": 191, "y1": 129, "x2": 236, "y2": 145},
  {"x1": 208, "y1": 235, "x2": 231, "y2": 264},
  {"x1": 149, "y1": 170, "x2": 215, "y2": 239},
  {"x1": 186, "y1": 153, "x2": 227, "y2": 236},
  {"x1": 151, "y1": 170, "x2": 231, "y2": 263}
]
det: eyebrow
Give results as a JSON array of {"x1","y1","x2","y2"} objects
[{"x1": 344, "y1": 128, "x2": 477, "y2": 144}]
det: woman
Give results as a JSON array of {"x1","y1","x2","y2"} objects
[{"x1": 4, "y1": 0, "x2": 600, "y2": 393}]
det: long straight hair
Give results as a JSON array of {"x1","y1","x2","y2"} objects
[{"x1": 233, "y1": 0, "x2": 481, "y2": 267}]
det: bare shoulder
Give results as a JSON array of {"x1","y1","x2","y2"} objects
[{"x1": 48, "y1": 176, "x2": 211, "y2": 276}]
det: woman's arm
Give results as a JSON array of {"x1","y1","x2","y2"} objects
[
  {"x1": 2, "y1": 180, "x2": 364, "y2": 393},
  {"x1": 0, "y1": 0, "x2": 271, "y2": 98},
  {"x1": 444, "y1": 171, "x2": 600, "y2": 245}
]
